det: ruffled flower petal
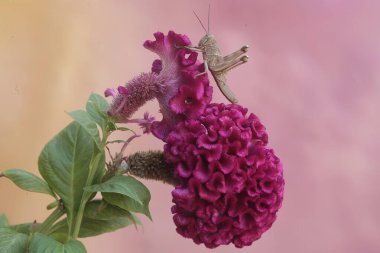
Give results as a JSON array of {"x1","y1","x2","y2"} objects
[
  {"x1": 107, "y1": 31, "x2": 212, "y2": 141},
  {"x1": 144, "y1": 31, "x2": 212, "y2": 140},
  {"x1": 166, "y1": 103, "x2": 284, "y2": 248}
]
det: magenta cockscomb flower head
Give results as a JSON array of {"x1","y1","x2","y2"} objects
[
  {"x1": 106, "y1": 31, "x2": 212, "y2": 140},
  {"x1": 165, "y1": 103, "x2": 284, "y2": 248}
]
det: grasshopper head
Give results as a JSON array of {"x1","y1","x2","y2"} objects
[{"x1": 198, "y1": 34, "x2": 217, "y2": 50}]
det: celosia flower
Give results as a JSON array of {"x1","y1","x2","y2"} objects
[
  {"x1": 165, "y1": 103, "x2": 284, "y2": 248},
  {"x1": 126, "y1": 112, "x2": 155, "y2": 134},
  {"x1": 107, "y1": 31, "x2": 212, "y2": 140},
  {"x1": 105, "y1": 30, "x2": 284, "y2": 249}
]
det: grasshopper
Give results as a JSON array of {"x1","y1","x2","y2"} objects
[{"x1": 179, "y1": 8, "x2": 249, "y2": 104}]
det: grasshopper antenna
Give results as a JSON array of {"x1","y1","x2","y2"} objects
[
  {"x1": 207, "y1": 4, "x2": 211, "y2": 34},
  {"x1": 192, "y1": 10, "x2": 208, "y2": 34}
]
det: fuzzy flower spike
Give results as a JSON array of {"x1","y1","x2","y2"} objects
[{"x1": 107, "y1": 31, "x2": 212, "y2": 140}]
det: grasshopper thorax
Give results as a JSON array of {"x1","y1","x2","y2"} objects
[{"x1": 198, "y1": 34, "x2": 221, "y2": 56}]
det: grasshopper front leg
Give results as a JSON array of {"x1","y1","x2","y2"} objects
[
  {"x1": 195, "y1": 61, "x2": 208, "y2": 77},
  {"x1": 174, "y1": 44, "x2": 204, "y2": 53},
  {"x1": 174, "y1": 44, "x2": 209, "y2": 77}
]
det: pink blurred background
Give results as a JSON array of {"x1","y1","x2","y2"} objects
[{"x1": 1, "y1": 0, "x2": 380, "y2": 252}]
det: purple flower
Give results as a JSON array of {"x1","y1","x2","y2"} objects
[
  {"x1": 126, "y1": 112, "x2": 155, "y2": 134},
  {"x1": 107, "y1": 31, "x2": 212, "y2": 141},
  {"x1": 165, "y1": 103, "x2": 284, "y2": 248},
  {"x1": 105, "y1": 30, "x2": 284, "y2": 248},
  {"x1": 117, "y1": 86, "x2": 128, "y2": 95},
  {"x1": 104, "y1": 88, "x2": 116, "y2": 98},
  {"x1": 169, "y1": 70, "x2": 212, "y2": 118},
  {"x1": 144, "y1": 31, "x2": 212, "y2": 140},
  {"x1": 151, "y1": 59, "x2": 163, "y2": 74}
]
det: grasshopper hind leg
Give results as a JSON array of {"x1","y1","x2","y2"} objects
[
  {"x1": 213, "y1": 73, "x2": 239, "y2": 104},
  {"x1": 222, "y1": 45, "x2": 249, "y2": 62},
  {"x1": 221, "y1": 55, "x2": 249, "y2": 73},
  {"x1": 210, "y1": 54, "x2": 249, "y2": 73}
]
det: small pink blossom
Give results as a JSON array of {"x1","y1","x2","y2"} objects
[
  {"x1": 126, "y1": 112, "x2": 155, "y2": 134},
  {"x1": 117, "y1": 86, "x2": 128, "y2": 95},
  {"x1": 151, "y1": 59, "x2": 163, "y2": 74},
  {"x1": 104, "y1": 88, "x2": 116, "y2": 98}
]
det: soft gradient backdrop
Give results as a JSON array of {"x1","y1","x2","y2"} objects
[{"x1": 1, "y1": 0, "x2": 379, "y2": 252}]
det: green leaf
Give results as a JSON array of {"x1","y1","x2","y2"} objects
[
  {"x1": 86, "y1": 93, "x2": 109, "y2": 131},
  {"x1": 83, "y1": 200, "x2": 140, "y2": 224},
  {"x1": 0, "y1": 227, "x2": 28, "y2": 253},
  {"x1": 116, "y1": 127, "x2": 130, "y2": 131},
  {"x1": 48, "y1": 232, "x2": 68, "y2": 244},
  {"x1": 29, "y1": 233, "x2": 86, "y2": 253},
  {"x1": 84, "y1": 175, "x2": 150, "y2": 206},
  {"x1": 0, "y1": 168, "x2": 55, "y2": 197},
  {"x1": 107, "y1": 121, "x2": 117, "y2": 132},
  {"x1": 49, "y1": 200, "x2": 140, "y2": 239},
  {"x1": 38, "y1": 121, "x2": 97, "y2": 236},
  {"x1": 103, "y1": 193, "x2": 152, "y2": 220},
  {"x1": 78, "y1": 217, "x2": 134, "y2": 237},
  {"x1": 106, "y1": 139, "x2": 126, "y2": 144},
  {"x1": 50, "y1": 217, "x2": 135, "y2": 239},
  {"x1": 0, "y1": 214, "x2": 8, "y2": 227},
  {"x1": 47, "y1": 200, "x2": 59, "y2": 210},
  {"x1": 9, "y1": 223, "x2": 34, "y2": 234},
  {"x1": 67, "y1": 110, "x2": 101, "y2": 149},
  {"x1": 84, "y1": 200, "x2": 131, "y2": 220}
]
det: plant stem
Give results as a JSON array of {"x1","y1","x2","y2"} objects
[
  {"x1": 71, "y1": 130, "x2": 111, "y2": 239},
  {"x1": 71, "y1": 151, "x2": 103, "y2": 239},
  {"x1": 37, "y1": 207, "x2": 65, "y2": 234}
]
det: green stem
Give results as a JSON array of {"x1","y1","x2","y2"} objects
[
  {"x1": 72, "y1": 128, "x2": 111, "y2": 239},
  {"x1": 37, "y1": 207, "x2": 65, "y2": 234},
  {"x1": 71, "y1": 131, "x2": 110, "y2": 239},
  {"x1": 71, "y1": 149, "x2": 104, "y2": 239}
]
